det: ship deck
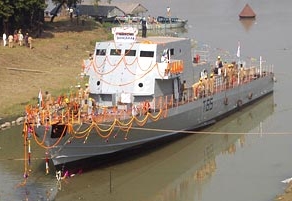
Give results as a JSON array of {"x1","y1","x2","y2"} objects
[
  {"x1": 136, "y1": 36, "x2": 187, "y2": 43},
  {"x1": 108, "y1": 35, "x2": 188, "y2": 44},
  {"x1": 25, "y1": 67, "x2": 274, "y2": 127}
]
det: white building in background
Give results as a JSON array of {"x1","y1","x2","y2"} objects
[
  {"x1": 44, "y1": 0, "x2": 148, "y2": 22},
  {"x1": 81, "y1": 0, "x2": 148, "y2": 17},
  {"x1": 44, "y1": 0, "x2": 57, "y2": 17}
]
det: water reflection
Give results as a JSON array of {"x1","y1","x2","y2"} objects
[
  {"x1": 0, "y1": 94, "x2": 274, "y2": 201},
  {"x1": 239, "y1": 18, "x2": 256, "y2": 31},
  {"x1": 54, "y1": 94, "x2": 274, "y2": 201},
  {"x1": 144, "y1": 95, "x2": 274, "y2": 201},
  {"x1": 0, "y1": 126, "x2": 58, "y2": 201}
]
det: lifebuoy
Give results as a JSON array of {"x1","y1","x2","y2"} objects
[{"x1": 237, "y1": 100, "x2": 243, "y2": 107}]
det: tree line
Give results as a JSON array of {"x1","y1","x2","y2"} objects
[{"x1": 0, "y1": 0, "x2": 106, "y2": 37}]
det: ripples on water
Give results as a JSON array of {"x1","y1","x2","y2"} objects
[
  {"x1": 0, "y1": 126, "x2": 58, "y2": 201},
  {"x1": 0, "y1": 94, "x2": 275, "y2": 201}
]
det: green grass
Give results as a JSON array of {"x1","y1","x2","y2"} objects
[{"x1": 0, "y1": 17, "x2": 109, "y2": 119}]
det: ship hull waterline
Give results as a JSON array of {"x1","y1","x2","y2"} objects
[{"x1": 34, "y1": 74, "x2": 274, "y2": 167}]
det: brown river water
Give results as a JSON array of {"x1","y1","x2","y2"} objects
[{"x1": 1, "y1": 0, "x2": 292, "y2": 200}]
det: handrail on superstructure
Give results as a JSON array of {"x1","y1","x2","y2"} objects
[{"x1": 25, "y1": 63, "x2": 273, "y2": 128}]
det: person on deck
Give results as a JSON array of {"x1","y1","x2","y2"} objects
[
  {"x1": 141, "y1": 17, "x2": 147, "y2": 38},
  {"x1": 239, "y1": 64, "x2": 245, "y2": 84},
  {"x1": 209, "y1": 73, "x2": 215, "y2": 94},
  {"x1": 45, "y1": 91, "x2": 53, "y2": 110},
  {"x1": 202, "y1": 76, "x2": 209, "y2": 96},
  {"x1": 197, "y1": 78, "x2": 205, "y2": 98},
  {"x1": 83, "y1": 83, "x2": 90, "y2": 101},
  {"x1": 77, "y1": 85, "x2": 83, "y2": 104},
  {"x1": 215, "y1": 56, "x2": 223, "y2": 75},
  {"x1": 182, "y1": 80, "x2": 188, "y2": 103}
]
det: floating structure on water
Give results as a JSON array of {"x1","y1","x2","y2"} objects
[
  {"x1": 115, "y1": 15, "x2": 188, "y2": 30},
  {"x1": 22, "y1": 26, "x2": 275, "y2": 172},
  {"x1": 239, "y1": 3, "x2": 256, "y2": 19}
]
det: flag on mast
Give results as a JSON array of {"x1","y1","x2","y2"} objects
[
  {"x1": 38, "y1": 89, "x2": 43, "y2": 107},
  {"x1": 237, "y1": 41, "x2": 240, "y2": 58}
]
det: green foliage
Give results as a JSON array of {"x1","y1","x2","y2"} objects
[
  {"x1": 0, "y1": 0, "x2": 112, "y2": 34},
  {"x1": 0, "y1": 0, "x2": 14, "y2": 19},
  {"x1": 102, "y1": 22, "x2": 113, "y2": 29},
  {"x1": 51, "y1": 0, "x2": 111, "y2": 8},
  {"x1": 0, "y1": 0, "x2": 46, "y2": 34}
]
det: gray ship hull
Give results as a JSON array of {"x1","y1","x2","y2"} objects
[
  {"x1": 35, "y1": 74, "x2": 274, "y2": 166},
  {"x1": 26, "y1": 32, "x2": 275, "y2": 168}
]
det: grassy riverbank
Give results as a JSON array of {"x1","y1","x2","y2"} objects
[{"x1": 0, "y1": 17, "x2": 110, "y2": 120}]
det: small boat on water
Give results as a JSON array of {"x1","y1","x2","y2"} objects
[
  {"x1": 115, "y1": 15, "x2": 188, "y2": 30},
  {"x1": 23, "y1": 27, "x2": 275, "y2": 169}
]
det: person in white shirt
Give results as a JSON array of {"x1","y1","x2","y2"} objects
[
  {"x1": 18, "y1": 30, "x2": 23, "y2": 46},
  {"x1": 215, "y1": 56, "x2": 223, "y2": 74},
  {"x1": 2, "y1": 32, "x2": 7, "y2": 46}
]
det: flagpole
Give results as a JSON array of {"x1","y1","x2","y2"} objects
[
  {"x1": 38, "y1": 89, "x2": 43, "y2": 109},
  {"x1": 237, "y1": 41, "x2": 240, "y2": 65},
  {"x1": 237, "y1": 42, "x2": 241, "y2": 85},
  {"x1": 260, "y1": 56, "x2": 262, "y2": 77}
]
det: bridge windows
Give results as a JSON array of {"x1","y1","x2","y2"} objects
[
  {"x1": 110, "y1": 49, "x2": 122, "y2": 56},
  {"x1": 96, "y1": 49, "x2": 106, "y2": 56},
  {"x1": 125, "y1": 49, "x2": 136, "y2": 56},
  {"x1": 140, "y1": 51, "x2": 154, "y2": 57}
]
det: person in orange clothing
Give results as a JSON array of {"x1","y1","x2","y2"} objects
[{"x1": 83, "y1": 83, "x2": 90, "y2": 101}]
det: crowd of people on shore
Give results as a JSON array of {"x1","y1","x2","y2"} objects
[{"x1": 2, "y1": 29, "x2": 33, "y2": 49}]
